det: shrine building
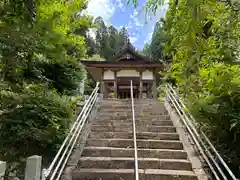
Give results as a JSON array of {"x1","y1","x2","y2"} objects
[{"x1": 82, "y1": 41, "x2": 164, "y2": 99}]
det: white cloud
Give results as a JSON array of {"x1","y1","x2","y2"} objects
[
  {"x1": 133, "y1": 9, "x2": 138, "y2": 16},
  {"x1": 86, "y1": 0, "x2": 115, "y2": 25},
  {"x1": 128, "y1": 9, "x2": 143, "y2": 29},
  {"x1": 151, "y1": 25, "x2": 155, "y2": 31},
  {"x1": 139, "y1": 3, "x2": 168, "y2": 47},
  {"x1": 116, "y1": 25, "x2": 123, "y2": 30},
  {"x1": 144, "y1": 32, "x2": 153, "y2": 44},
  {"x1": 155, "y1": 4, "x2": 168, "y2": 18},
  {"x1": 135, "y1": 19, "x2": 143, "y2": 27},
  {"x1": 129, "y1": 31, "x2": 137, "y2": 37},
  {"x1": 127, "y1": 24, "x2": 133, "y2": 29},
  {"x1": 130, "y1": 9, "x2": 139, "y2": 19},
  {"x1": 116, "y1": 0, "x2": 124, "y2": 11},
  {"x1": 126, "y1": 21, "x2": 134, "y2": 29},
  {"x1": 88, "y1": 28, "x2": 97, "y2": 40},
  {"x1": 129, "y1": 36, "x2": 138, "y2": 43}
]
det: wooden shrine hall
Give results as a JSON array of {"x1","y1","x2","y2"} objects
[{"x1": 81, "y1": 41, "x2": 164, "y2": 99}]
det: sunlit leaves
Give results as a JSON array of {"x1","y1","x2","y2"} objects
[{"x1": 0, "y1": 0, "x2": 92, "y2": 171}]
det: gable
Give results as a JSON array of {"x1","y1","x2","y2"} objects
[
  {"x1": 108, "y1": 39, "x2": 153, "y2": 62},
  {"x1": 113, "y1": 50, "x2": 147, "y2": 63},
  {"x1": 116, "y1": 52, "x2": 143, "y2": 62}
]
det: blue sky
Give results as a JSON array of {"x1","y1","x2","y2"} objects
[{"x1": 86, "y1": 0, "x2": 168, "y2": 50}]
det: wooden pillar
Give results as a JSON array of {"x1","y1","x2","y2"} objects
[
  {"x1": 100, "y1": 68, "x2": 105, "y2": 98},
  {"x1": 152, "y1": 72, "x2": 157, "y2": 99},
  {"x1": 100, "y1": 81, "x2": 105, "y2": 98},
  {"x1": 146, "y1": 83, "x2": 150, "y2": 98},
  {"x1": 139, "y1": 71, "x2": 143, "y2": 99},
  {"x1": 139, "y1": 81, "x2": 143, "y2": 99},
  {"x1": 114, "y1": 71, "x2": 117, "y2": 98}
]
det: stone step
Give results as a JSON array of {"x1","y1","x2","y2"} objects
[
  {"x1": 90, "y1": 125, "x2": 176, "y2": 133},
  {"x1": 101, "y1": 101, "x2": 162, "y2": 103},
  {"x1": 99, "y1": 103, "x2": 163, "y2": 108},
  {"x1": 97, "y1": 114, "x2": 169, "y2": 121},
  {"x1": 98, "y1": 106, "x2": 131, "y2": 110},
  {"x1": 95, "y1": 115, "x2": 171, "y2": 121},
  {"x1": 99, "y1": 106, "x2": 166, "y2": 109},
  {"x1": 99, "y1": 111, "x2": 168, "y2": 116},
  {"x1": 99, "y1": 108, "x2": 168, "y2": 113},
  {"x1": 86, "y1": 139, "x2": 183, "y2": 150},
  {"x1": 78, "y1": 157, "x2": 192, "y2": 171},
  {"x1": 82, "y1": 147, "x2": 188, "y2": 159},
  {"x1": 99, "y1": 108, "x2": 167, "y2": 113},
  {"x1": 100, "y1": 100, "x2": 161, "y2": 104},
  {"x1": 89, "y1": 132, "x2": 179, "y2": 140},
  {"x1": 73, "y1": 169, "x2": 198, "y2": 180},
  {"x1": 92, "y1": 120, "x2": 173, "y2": 126}
]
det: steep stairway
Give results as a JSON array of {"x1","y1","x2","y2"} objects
[{"x1": 72, "y1": 99, "x2": 199, "y2": 180}]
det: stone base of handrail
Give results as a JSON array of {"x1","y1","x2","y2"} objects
[{"x1": 1, "y1": 156, "x2": 42, "y2": 180}]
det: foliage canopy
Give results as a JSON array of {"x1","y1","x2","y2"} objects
[{"x1": 0, "y1": 0, "x2": 93, "y2": 173}]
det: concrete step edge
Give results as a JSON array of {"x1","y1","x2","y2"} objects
[
  {"x1": 82, "y1": 146, "x2": 188, "y2": 159},
  {"x1": 89, "y1": 132, "x2": 179, "y2": 135},
  {"x1": 89, "y1": 132, "x2": 180, "y2": 140},
  {"x1": 90, "y1": 126, "x2": 177, "y2": 133},
  {"x1": 86, "y1": 138, "x2": 184, "y2": 150},
  {"x1": 91, "y1": 125, "x2": 175, "y2": 128},
  {"x1": 84, "y1": 146, "x2": 186, "y2": 152},
  {"x1": 79, "y1": 156, "x2": 191, "y2": 163},
  {"x1": 92, "y1": 122, "x2": 173, "y2": 125},
  {"x1": 74, "y1": 168, "x2": 197, "y2": 176},
  {"x1": 94, "y1": 119, "x2": 171, "y2": 121},
  {"x1": 86, "y1": 138, "x2": 182, "y2": 143},
  {"x1": 78, "y1": 157, "x2": 192, "y2": 170}
]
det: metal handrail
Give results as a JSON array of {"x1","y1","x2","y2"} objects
[
  {"x1": 167, "y1": 84, "x2": 238, "y2": 180},
  {"x1": 42, "y1": 82, "x2": 100, "y2": 180},
  {"x1": 166, "y1": 84, "x2": 238, "y2": 180},
  {"x1": 130, "y1": 80, "x2": 139, "y2": 180}
]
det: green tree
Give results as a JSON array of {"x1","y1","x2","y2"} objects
[
  {"x1": 150, "y1": 19, "x2": 166, "y2": 60},
  {"x1": 95, "y1": 16, "x2": 108, "y2": 58},
  {"x1": 117, "y1": 27, "x2": 129, "y2": 52},
  {"x1": 93, "y1": 17, "x2": 130, "y2": 60},
  {"x1": 85, "y1": 35, "x2": 97, "y2": 56},
  {"x1": 108, "y1": 25, "x2": 119, "y2": 57},
  {"x1": 139, "y1": 43, "x2": 152, "y2": 57},
  {"x1": 0, "y1": 0, "x2": 93, "y2": 174}
]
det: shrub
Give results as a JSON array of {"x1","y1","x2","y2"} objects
[
  {"x1": 184, "y1": 63, "x2": 240, "y2": 175},
  {"x1": 0, "y1": 84, "x2": 73, "y2": 164}
]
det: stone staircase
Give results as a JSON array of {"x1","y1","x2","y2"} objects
[{"x1": 72, "y1": 99, "x2": 201, "y2": 180}]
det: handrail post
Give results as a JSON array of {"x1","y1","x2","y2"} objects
[
  {"x1": 0, "y1": 161, "x2": 6, "y2": 180},
  {"x1": 25, "y1": 155, "x2": 42, "y2": 180},
  {"x1": 130, "y1": 80, "x2": 139, "y2": 180}
]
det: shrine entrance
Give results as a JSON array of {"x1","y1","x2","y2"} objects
[
  {"x1": 117, "y1": 77, "x2": 139, "y2": 99},
  {"x1": 117, "y1": 85, "x2": 139, "y2": 99}
]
